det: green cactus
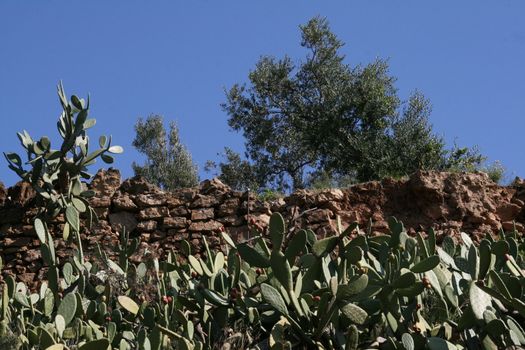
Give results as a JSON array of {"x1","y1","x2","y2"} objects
[
  {"x1": 5, "y1": 82, "x2": 123, "y2": 264},
  {"x1": 3, "y1": 97, "x2": 525, "y2": 349}
]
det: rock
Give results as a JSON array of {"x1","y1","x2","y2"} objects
[
  {"x1": 306, "y1": 208, "x2": 333, "y2": 224},
  {"x1": 502, "y1": 221, "x2": 524, "y2": 232},
  {"x1": 191, "y1": 208, "x2": 215, "y2": 221},
  {"x1": 167, "y1": 229, "x2": 189, "y2": 241},
  {"x1": 3, "y1": 169, "x2": 525, "y2": 284},
  {"x1": 151, "y1": 230, "x2": 167, "y2": 241},
  {"x1": 200, "y1": 178, "x2": 231, "y2": 194},
  {"x1": 135, "y1": 194, "x2": 167, "y2": 208},
  {"x1": 218, "y1": 198, "x2": 240, "y2": 216},
  {"x1": 4, "y1": 247, "x2": 23, "y2": 254},
  {"x1": 225, "y1": 225, "x2": 250, "y2": 242},
  {"x1": 93, "y1": 208, "x2": 109, "y2": 219},
  {"x1": 138, "y1": 207, "x2": 169, "y2": 220},
  {"x1": 8, "y1": 181, "x2": 35, "y2": 207},
  {"x1": 270, "y1": 198, "x2": 286, "y2": 212},
  {"x1": 371, "y1": 212, "x2": 384, "y2": 222},
  {"x1": 137, "y1": 220, "x2": 158, "y2": 232},
  {"x1": 443, "y1": 220, "x2": 463, "y2": 230},
  {"x1": 252, "y1": 214, "x2": 271, "y2": 227},
  {"x1": 324, "y1": 201, "x2": 342, "y2": 213},
  {"x1": 166, "y1": 196, "x2": 185, "y2": 208},
  {"x1": 163, "y1": 217, "x2": 187, "y2": 229},
  {"x1": 371, "y1": 220, "x2": 389, "y2": 232},
  {"x1": 90, "y1": 196, "x2": 112, "y2": 208},
  {"x1": 339, "y1": 211, "x2": 362, "y2": 224},
  {"x1": 113, "y1": 193, "x2": 139, "y2": 211},
  {"x1": 17, "y1": 272, "x2": 35, "y2": 286},
  {"x1": 286, "y1": 189, "x2": 310, "y2": 207},
  {"x1": 171, "y1": 188, "x2": 198, "y2": 202},
  {"x1": 90, "y1": 168, "x2": 121, "y2": 197},
  {"x1": 23, "y1": 249, "x2": 41, "y2": 263},
  {"x1": 217, "y1": 215, "x2": 244, "y2": 226},
  {"x1": 0, "y1": 181, "x2": 7, "y2": 207},
  {"x1": 120, "y1": 176, "x2": 161, "y2": 195},
  {"x1": 315, "y1": 189, "x2": 344, "y2": 203},
  {"x1": 252, "y1": 201, "x2": 272, "y2": 215},
  {"x1": 239, "y1": 199, "x2": 270, "y2": 214},
  {"x1": 497, "y1": 203, "x2": 521, "y2": 222},
  {"x1": 3, "y1": 237, "x2": 32, "y2": 247},
  {"x1": 191, "y1": 194, "x2": 220, "y2": 208},
  {"x1": 188, "y1": 220, "x2": 223, "y2": 232},
  {"x1": 26, "y1": 261, "x2": 43, "y2": 273},
  {"x1": 109, "y1": 212, "x2": 138, "y2": 233},
  {"x1": 190, "y1": 238, "x2": 201, "y2": 251},
  {"x1": 170, "y1": 206, "x2": 190, "y2": 217},
  {"x1": 407, "y1": 172, "x2": 447, "y2": 221}
]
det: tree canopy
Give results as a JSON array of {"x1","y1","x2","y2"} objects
[
  {"x1": 204, "y1": 147, "x2": 261, "y2": 192},
  {"x1": 132, "y1": 115, "x2": 199, "y2": 191},
  {"x1": 220, "y1": 16, "x2": 490, "y2": 192}
]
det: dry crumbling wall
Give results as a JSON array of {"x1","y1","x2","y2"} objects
[{"x1": 1, "y1": 169, "x2": 525, "y2": 288}]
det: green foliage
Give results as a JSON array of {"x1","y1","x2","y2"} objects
[
  {"x1": 441, "y1": 142, "x2": 486, "y2": 173},
  {"x1": 4, "y1": 83, "x2": 123, "y2": 263},
  {"x1": 220, "y1": 16, "x2": 497, "y2": 190},
  {"x1": 257, "y1": 188, "x2": 284, "y2": 202},
  {"x1": 1, "y1": 83, "x2": 127, "y2": 349},
  {"x1": 2, "y1": 83, "x2": 521, "y2": 349},
  {"x1": 4, "y1": 199, "x2": 525, "y2": 349},
  {"x1": 132, "y1": 115, "x2": 199, "y2": 191},
  {"x1": 204, "y1": 147, "x2": 260, "y2": 192},
  {"x1": 363, "y1": 91, "x2": 446, "y2": 180},
  {"x1": 306, "y1": 170, "x2": 356, "y2": 190},
  {"x1": 480, "y1": 160, "x2": 506, "y2": 184},
  {"x1": 440, "y1": 144, "x2": 506, "y2": 183}
]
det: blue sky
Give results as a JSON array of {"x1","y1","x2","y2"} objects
[{"x1": 1, "y1": 1, "x2": 524, "y2": 186}]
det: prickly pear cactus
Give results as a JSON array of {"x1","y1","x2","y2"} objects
[{"x1": 2, "y1": 85, "x2": 525, "y2": 349}]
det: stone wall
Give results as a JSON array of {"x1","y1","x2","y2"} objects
[{"x1": 1, "y1": 169, "x2": 525, "y2": 288}]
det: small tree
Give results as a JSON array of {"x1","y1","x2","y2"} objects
[
  {"x1": 221, "y1": 16, "x2": 493, "y2": 190},
  {"x1": 204, "y1": 147, "x2": 261, "y2": 192},
  {"x1": 132, "y1": 115, "x2": 199, "y2": 190},
  {"x1": 221, "y1": 16, "x2": 432, "y2": 190}
]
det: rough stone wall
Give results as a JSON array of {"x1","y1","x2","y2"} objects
[{"x1": 1, "y1": 169, "x2": 525, "y2": 288}]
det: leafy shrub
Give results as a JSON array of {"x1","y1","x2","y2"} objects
[
  {"x1": 132, "y1": 115, "x2": 199, "y2": 191},
  {"x1": 480, "y1": 160, "x2": 506, "y2": 184},
  {"x1": 257, "y1": 188, "x2": 284, "y2": 202}
]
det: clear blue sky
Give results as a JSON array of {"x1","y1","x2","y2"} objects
[{"x1": 1, "y1": 1, "x2": 524, "y2": 186}]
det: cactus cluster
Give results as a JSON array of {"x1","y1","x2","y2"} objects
[
  {"x1": 1, "y1": 85, "x2": 525, "y2": 349},
  {"x1": 2, "y1": 212, "x2": 524, "y2": 349}
]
